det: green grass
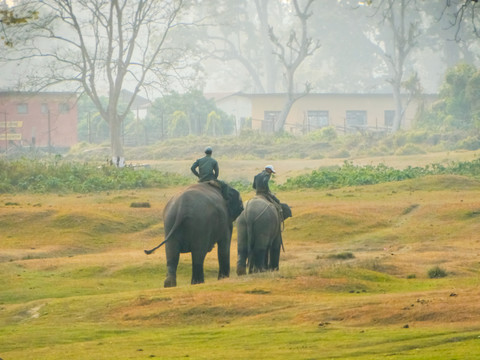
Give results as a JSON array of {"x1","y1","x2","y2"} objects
[{"x1": 2, "y1": 179, "x2": 480, "y2": 359}]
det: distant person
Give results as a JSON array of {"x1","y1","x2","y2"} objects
[
  {"x1": 191, "y1": 146, "x2": 219, "y2": 183},
  {"x1": 253, "y1": 165, "x2": 280, "y2": 204}
]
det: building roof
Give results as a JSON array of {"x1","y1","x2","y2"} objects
[
  {"x1": 242, "y1": 92, "x2": 438, "y2": 98},
  {"x1": 0, "y1": 91, "x2": 78, "y2": 97},
  {"x1": 205, "y1": 92, "x2": 438, "y2": 100},
  {"x1": 120, "y1": 89, "x2": 151, "y2": 108}
]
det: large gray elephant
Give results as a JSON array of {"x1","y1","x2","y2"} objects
[
  {"x1": 236, "y1": 196, "x2": 292, "y2": 275},
  {"x1": 144, "y1": 182, "x2": 243, "y2": 287}
]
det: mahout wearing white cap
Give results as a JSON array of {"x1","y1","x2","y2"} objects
[{"x1": 265, "y1": 164, "x2": 276, "y2": 173}]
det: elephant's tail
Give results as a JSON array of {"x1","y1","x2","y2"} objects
[
  {"x1": 144, "y1": 239, "x2": 168, "y2": 255},
  {"x1": 144, "y1": 209, "x2": 184, "y2": 255}
]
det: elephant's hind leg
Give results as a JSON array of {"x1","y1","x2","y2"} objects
[
  {"x1": 191, "y1": 253, "x2": 206, "y2": 284},
  {"x1": 253, "y1": 248, "x2": 267, "y2": 272},
  {"x1": 269, "y1": 235, "x2": 282, "y2": 271},
  {"x1": 164, "y1": 242, "x2": 180, "y2": 288}
]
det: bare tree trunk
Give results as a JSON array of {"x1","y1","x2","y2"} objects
[
  {"x1": 110, "y1": 114, "x2": 124, "y2": 167},
  {"x1": 391, "y1": 84, "x2": 403, "y2": 132},
  {"x1": 367, "y1": 0, "x2": 420, "y2": 132},
  {"x1": 269, "y1": 0, "x2": 319, "y2": 132},
  {"x1": 255, "y1": 0, "x2": 277, "y2": 93}
]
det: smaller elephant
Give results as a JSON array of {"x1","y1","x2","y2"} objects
[{"x1": 236, "y1": 197, "x2": 292, "y2": 275}]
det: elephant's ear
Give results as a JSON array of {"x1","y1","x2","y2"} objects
[
  {"x1": 280, "y1": 203, "x2": 292, "y2": 220},
  {"x1": 226, "y1": 186, "x2": 244, "y2": 220}
]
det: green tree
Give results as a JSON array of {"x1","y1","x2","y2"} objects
[
  {"x1": 442, "y1": 64, "x2": 476, "y2": 128},
  {"x1": 205, "y1": 111, "x2": 222, "y2": 136},
  {"x1": 145, "y1": 90, "x2": 234, "y2": 140},
  {"x1": 168, "y1": 111, "x2": 190, "y2": 138},
  {"x1": 465, "y1": 70, "x2": 480, "y2": 127},
  {"x1": 418, "y1": 63, "x2": 480, "y2": 131}
]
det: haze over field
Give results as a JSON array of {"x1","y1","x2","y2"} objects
[{"x1": 2, "y1": 2, "x2": 480, "y2": 358}]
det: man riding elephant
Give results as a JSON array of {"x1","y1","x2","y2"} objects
[
  {"x1": 191, "y1": 146, "x2": 230, "y2": 201},
  {"x1": 191, "y1": 146, "x2": 218, "y2": 182},
  {"x1": 253, "y1": 164, "x2": 282, "y2": 217}
]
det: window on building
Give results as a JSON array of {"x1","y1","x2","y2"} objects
[
  {"x1": 384, "y1": 110, "x2": 395, "y2": 127},
  {"x1": 41, "y1": 103, "x2": 49, "y2": 114},
  {"x1": 263, "y1": 111, "x2": 280, "y2": 133},
  {"x1": 346, "y1": 110, "x2": 367, "y2": 127},
  {"x1": 17, "y1": 103, "x2": 28, "y2": 114},
  {"x1": 307, "y1": 110, "x2": 329, "y2": 131},
  {"x1": 59, "y1": 103, "x2": 70, "y2": 113}
]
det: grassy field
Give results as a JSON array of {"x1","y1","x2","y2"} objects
[{"x1": 1, "y1": 167, "x2": 480, "y2": 358}]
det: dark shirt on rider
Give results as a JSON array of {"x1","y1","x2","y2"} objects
[
  {"x1": 191, "y1": 155, "x2": 219, "y2": 182},
  {"x1": 253, "y1": 170, "x2": 271, "y2": 194}
]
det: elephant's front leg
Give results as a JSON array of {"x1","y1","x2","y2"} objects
[
  {"x1": 164, "y1": 242, "x2": 180, "y2": 288},
  {"x1": 217, "y1": 237, "x2": 231, "y2": 279}
]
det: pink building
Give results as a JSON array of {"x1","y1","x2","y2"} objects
[{"x1": 0, "y1": 92, "x2": 78, "y2": 150}]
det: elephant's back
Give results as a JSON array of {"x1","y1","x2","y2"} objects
[
  {"x1": 165, "y1": 183, "x2": 225, "y2": 221},
  {"x1": 244, "y1": 197, "x2": 277, "y2": 222}
]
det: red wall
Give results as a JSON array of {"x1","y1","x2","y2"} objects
[{"x1": 0, "y1": 92, "x2": 78, "y2": 149}]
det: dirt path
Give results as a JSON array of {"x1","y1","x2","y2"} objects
[{"x1": 137, "y1": 150, "x2": 479, "y2": 183}]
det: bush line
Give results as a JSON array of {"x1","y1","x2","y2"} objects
[
  {"x1": 280, "y1": 159, "x2": 480, "y2": 190},
  {"x1": 1, "y1": 158, "x2": 480, "y2": 194}
]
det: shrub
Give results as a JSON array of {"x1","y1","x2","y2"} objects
[
  {"x1": 428, "y1": 266, "x2": 447, "y2": 279},
  {"x1": 455, "y1": 136, "x2": 480, "y2": 150},
  {"x1": 330, "y1": 149, "x2": 350, "y2": 158},
  {"x1": 328, "y1": 252, "x2": 355, "y2": 260},
  {"x1": 307, "y1": 126, "x2": 337, "y2": 142},
  {"x1": 395, "y1": 144, "x2": 426, "y2": 156},
  {"x1": 0, "y1": 158, "x2": 192, "y2": 194},
  {"x1": 405, "y1": 130, "x2": 430, "y2": 144}
]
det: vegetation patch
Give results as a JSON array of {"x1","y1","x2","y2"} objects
[
  {"x1": 328, "y1": 252, "x2": 355, "y2": 260},
  {"x1": 402, "y1": 204, "x2": 419, "y2": 215},
  {"x1": 463, "y1": 209, "x2": 480, "y2": 219},
  {"x1": 130, "y1": 202, "x2": 151, "y2": 208},
  {"x1": 4, "y1": 202, "x2": 19, "y2": 206},
  {"x1": 282, "y1": 160, "x2": 480, "y2": 190},
  {"x1": 0, "y1": 158, "x2": 192, "y2": 193},
  {"x1": 245, "y1": 288, "x2": 271, "y2": 295},
  {"x1": 428, "y1": 266, "x2": 448, "y2": 279}
]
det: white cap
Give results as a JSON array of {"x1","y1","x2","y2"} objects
[{"x1": 265, "y1": 165, "x2": 276, "y2": 173}]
